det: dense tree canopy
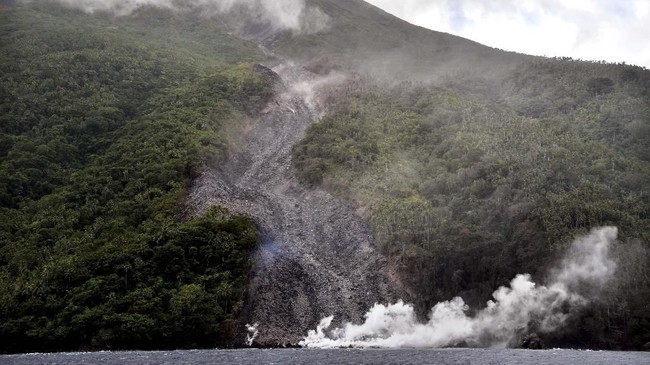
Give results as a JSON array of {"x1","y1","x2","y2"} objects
[
  {"x1": 293, "y1": 60, "x2": 650, "y2": 349},
  {"x1": 0, "y1": 3, "x2": 272, "y2": 353},
  {"x1": 2, "y1": 0, "x2": 649, "y2": 353}
]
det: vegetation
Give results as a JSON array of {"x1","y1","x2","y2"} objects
[
  {"x1": 293, "y1": 60, "x2": 650, "y2": 349},
  {"x1": 2, "y1": 0, "x2": 649, "y2": 353},
  {"x1": 0, "y1": 3, "x2": 272, "y2": 353}
]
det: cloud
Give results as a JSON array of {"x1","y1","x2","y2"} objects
[
  {"x1": 45, "y1": 0, "x2": 330, "y2": 34},
  {"x1": 366, "y1": 0, "x2": 650, "y2": 68}
]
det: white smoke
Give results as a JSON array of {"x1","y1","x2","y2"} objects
[
  {"x1": 245, "y1": 322, "x2": 259, "y2": 346},
  {"x1": 301, "y1": 226, "x2": 618, "y2": 348},
  {"x1": 290, "y1": 72, "x2": 347, "y2": 117},
  {"x1": 43, "y1": 0, "x2": 330, "y2": 34}
]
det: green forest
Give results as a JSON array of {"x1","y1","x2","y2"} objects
[
  {"x1": 2, "y1": 0, "x2": 650, "y2": 353},
  {"x1": 0, "y1": 3, "x2": 272, "y2": 352},
  {"x1": 293, "y1": 61, "x2": 650, "y2": 349}
]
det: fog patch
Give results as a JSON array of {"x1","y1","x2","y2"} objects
[
  {"x1": 42, "y1": 0, "x2": 330, "y2": 34},
  {"x1": 290, "y1": 72, "x2": 347, "y2": 117}
]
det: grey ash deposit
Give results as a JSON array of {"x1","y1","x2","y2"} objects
[{"x1": 186, "y1": 62, "x2": 396, "y2": 346}]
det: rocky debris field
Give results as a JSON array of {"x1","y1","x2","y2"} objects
[{"x1": 187, "y1": 62, "x2": 396, "y2": 346}]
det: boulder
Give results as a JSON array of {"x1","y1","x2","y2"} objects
[{"x1": 520, "y1": 333, "x2": 545, "y2": 350}]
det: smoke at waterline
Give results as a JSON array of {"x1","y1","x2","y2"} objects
[
  {"x1": 38, "y1": 0, "x2": 330, "y2": 34},
  {"x1": 245, "y1": 322, "x2": 259, "y2": 346},
  {"x1": 300, "y1": 226, "x2": 618, "y2": 348}
]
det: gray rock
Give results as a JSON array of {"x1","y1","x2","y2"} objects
[
  {"x1": 186, "y1": 60, "x2": 398, "y2": 346},
  {"x1": 520, "y1": 333, "x2": 545, "y2": 350}
]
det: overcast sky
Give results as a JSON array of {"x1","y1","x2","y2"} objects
[{"x1": 365, "y1": 0, "x2": 650, "y2": 69}]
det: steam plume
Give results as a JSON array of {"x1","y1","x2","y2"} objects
[
  {"x1": 301, "y1": 226, "x2": 618, "y2": 348},
  {"x1": 245, "y1": 322, "x2": 259, "y2": 346},
  {"x1": 42, "y1": 0, "x2": 330, "y2": 34}
]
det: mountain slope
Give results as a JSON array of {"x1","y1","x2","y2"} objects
[
  {"x1": 288, "y1": 1, "x2": 650, "y2": 350},
  {"x1": 1, "y1": 0, "x2": 649, "y2": 352},
  {"x1": 0, "y1": 2, "x2": 272, "y2": 352},
  {"x1": 255, "y1": 0, "x2": 529, "y2": 82}
]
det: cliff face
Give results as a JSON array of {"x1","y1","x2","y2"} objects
[{"x1": 187, "y1": 62, "x2": 398, "y2": 346}]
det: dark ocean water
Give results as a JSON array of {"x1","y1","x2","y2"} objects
[{"x1": 1, "y1": 348, "x2": 648, "y2": 365}]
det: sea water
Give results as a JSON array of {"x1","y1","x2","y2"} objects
[{"x1": 2, "y1": 348, "x2": 648, "y2": 365}]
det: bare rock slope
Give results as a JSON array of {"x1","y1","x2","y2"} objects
[{"x1": 187, "y1": 62, "x2": 396, "y2": 346}]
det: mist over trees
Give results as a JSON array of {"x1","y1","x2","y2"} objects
[
  {"x1": 1, "y1": 0, "x2": 649, "y2": 353},
  {"x1": 293, "y1": 58, "x2": 650, "y2": 349}
]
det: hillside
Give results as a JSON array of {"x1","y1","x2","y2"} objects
[
  {"x1": 241, "y1": 0, "x2": 528, "y2": 83},
  {"x1": 1, "y1": 0, "x2": 649, "y2": 352},
  {"x1": 0, "y1": 2, "x2": 272, "y2": 352},
  {"x1": 293, "y1": 65, "x2": 650, "y2": 348},
  {"x1": 290, "y1": 5, "x2": 650, "y2": 350}
]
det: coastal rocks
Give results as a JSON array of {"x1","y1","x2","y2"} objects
[{"x1": 520, "y1": 333, "x2": 545, "y2": 350}]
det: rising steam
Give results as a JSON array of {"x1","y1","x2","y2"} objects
[
  {"x1": 301, "y1": 226, "x2": 618, "y2": 348},
  {"x1": 245, "y1": 322, "x2": 259, "y2": 346},
  {"x1": 42, "y1": 0, "x2": 330, "y2": 34}
]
